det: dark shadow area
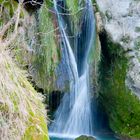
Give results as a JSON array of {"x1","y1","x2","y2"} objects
[
  {"x1": 92, "y1": 98, "x2": 114, "y2": 136},
  {"x1": 92, "y1": 30, "x2": 119, "y2": 139},
  {"x1": 48, "y1": 90, "x2": 64, "y2": 119}
]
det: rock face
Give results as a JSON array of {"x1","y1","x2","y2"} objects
[
  {"x1": 95, "y1": 0, "x2": 140, "y2": 138},
  {"x1": 75, "y1": 135, "x2": 96, "y2": 140},
  {"x1": 96, "y1": 0, "x2": 140, "y2": 97}
]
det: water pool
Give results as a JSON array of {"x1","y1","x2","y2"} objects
[{"x1": 49, "y1": 133, "x2": 119, "y2": 140}]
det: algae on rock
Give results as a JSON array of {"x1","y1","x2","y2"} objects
[{"x1": 9, "y1": 1, "x2": 60, "y2": 92}]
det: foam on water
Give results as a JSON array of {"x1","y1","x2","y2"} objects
[{"x1": 49, "y1": 0, "x2": 96, "y2": 137}]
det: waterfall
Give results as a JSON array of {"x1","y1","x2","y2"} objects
[{"x1": 49, "y1": 0, "x2": 96, "y2": 138}]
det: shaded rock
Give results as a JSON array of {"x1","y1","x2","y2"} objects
[{"x1": 75, "y1": 135, "x2": 96, "y2": 140}]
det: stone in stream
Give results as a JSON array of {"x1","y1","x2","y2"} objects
[{"x1": 75, "y1": 135, "x2": 96, "y2": 140}]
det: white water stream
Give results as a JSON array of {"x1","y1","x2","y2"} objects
[{"x1": 49, "y1": 0, "x2": 96, "y2": 138}]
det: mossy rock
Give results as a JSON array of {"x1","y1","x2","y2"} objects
[
  {"x1": 99, "y1": 31, "x2": 140, "y2": 138},
  {"x1": 0, "y1": 50, "x2": 49, "y2": 140},
  {"x1": 30, "y1": 2, "x2": 59, "y2": 92},
  {"x1": 75, "y1": 135, "x2": 96, "y2": 140}
]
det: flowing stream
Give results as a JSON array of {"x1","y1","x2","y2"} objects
[{"x1": 49, "y1": 0, "x2": 117, "y2": 140}]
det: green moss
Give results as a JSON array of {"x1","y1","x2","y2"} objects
[
  {"x1": 66, "y1": 0, "x2": 85, "y2": 33},
  {"x1": 0, "y1": 50, "x2": 49, "y2": 140},
  {"x1": 31, "y1": 2, "x2": 60, "y2": 91},
  {"x1": 66, "y1": 0, "x2": 79, "y2": 14},
  {"x1": 23, "y1": 114, "x2": 49, "y2": 140},
  {"x1": 75, "y1": 135, "x2": 96, "y2": 140},
  {"x1": 99, "y1": 33, "x2": 140, "y2": 138},
  {"x1": 92, "y1": 0, "x2": 99, "y2": 12},
  {"x1": 0, "y1": 0, "x2": 18, "y2": 21},
  {"x1": 45, "y1": 0, "x2": 54, "y2": 8},
  {"x1": 11, "y1": 1, "x2": 60, "y2": 92},
  {"x1": 0, "y1": 1, "x2": 50, "y2": 139}
]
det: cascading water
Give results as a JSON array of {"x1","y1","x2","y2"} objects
[{"x1": 49, "y1": 0, "x2": 96, "y2": 138}]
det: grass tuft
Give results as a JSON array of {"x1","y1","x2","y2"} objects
[{"x1": 0, "y1": 49, "x2": 49, "y2": 140}]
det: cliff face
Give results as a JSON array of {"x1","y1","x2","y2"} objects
[
  {"x1": 95, "y1": 0, "x2": 140, "y2": 138},
  {"x1": 96, "y1": 0, "x2": 140, "y2": 97}
]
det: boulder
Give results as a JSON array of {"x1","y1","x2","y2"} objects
[{"x1": 75, "y1": 135, "x2": 96, "y2": 140}]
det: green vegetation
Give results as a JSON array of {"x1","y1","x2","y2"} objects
[
  {"x1": 0, "y1": 0, "x2": 17, "y2": 21},
  {"x1": 0, "y1": 1, "x2": 51, "y2": 139},
  {"x1": 1, "y1": 0, "x2": 140, "y2": 139},
  {"x1": 99, "y1": 33, "x2": 140, "y2": 138},
  {"x1": 8, "y1": 1, "x2": 59, "y2": 92},
  {"x1": 66, "y1": 0, "x2": 79, "y2": 14},
  {"x1": 31, "y1": 2, "x2": 59, "y2": 91},
  {"x1": 0, "y1": 50, "x2": 49, "y2": 140},
  {"x1": 66, "y1": 0, "x2": 85, "y2": 33}
]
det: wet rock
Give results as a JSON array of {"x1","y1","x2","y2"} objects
[{"x1": 75, "y1": 135, "x2": 96, "y2": 140}]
